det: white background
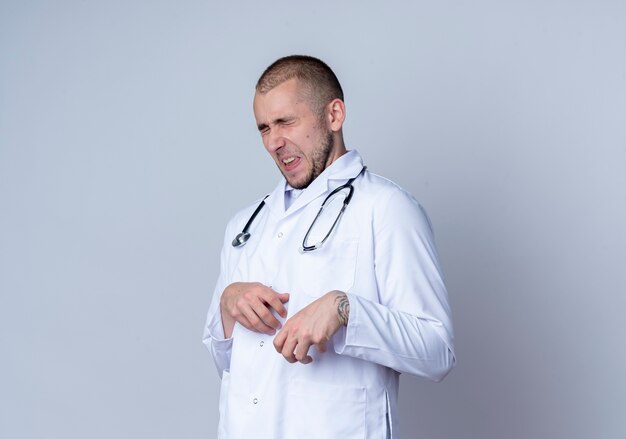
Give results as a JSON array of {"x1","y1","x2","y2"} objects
[{"x1": 1, "y1": 1, "x2": 625, "y2": 437}]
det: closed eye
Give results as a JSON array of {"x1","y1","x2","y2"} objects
[{"x1": 257, "y1": 117, "x2": 297, "y2": 135}]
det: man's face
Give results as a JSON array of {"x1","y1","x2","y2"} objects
[{"x1": 253, "y1": 79, "x2": 341, "y2": 189}]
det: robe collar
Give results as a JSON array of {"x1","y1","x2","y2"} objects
[{"x1": 263, "y1": 150, "x2": 365, "y2": 219}]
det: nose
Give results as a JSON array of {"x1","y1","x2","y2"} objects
[{"x1": 265, "y1": 127, "x2": 286, "y2": 153}]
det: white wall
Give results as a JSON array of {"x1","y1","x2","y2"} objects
[{"x1": 1, "y1": 1, "x2": 624, "y2": 437}]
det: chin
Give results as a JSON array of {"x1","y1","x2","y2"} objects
[
  {"x1": 281, "y1": 166, "x2": 313, "y2": 190},
  {"x1": 287, "y1": 178, "x2": 308, "y2": 190},
  {"x1": 286, "y1": 173, "x2": 313, "y2": 190}
]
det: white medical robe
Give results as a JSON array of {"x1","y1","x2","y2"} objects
[{"x1": 203, "y1": 150, "x2": 455, "y2": 438}]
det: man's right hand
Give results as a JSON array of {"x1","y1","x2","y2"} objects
[{"x1": 220, "y1": 282, "x2": 290, "y2": 339}]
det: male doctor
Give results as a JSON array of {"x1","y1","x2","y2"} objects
[{"x1": 203, "y1": 55, "x2": 455, "y2": 438}]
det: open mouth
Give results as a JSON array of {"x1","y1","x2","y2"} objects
[{"x1": 281, "y1": 156, "x2": 301, "y2": 172}]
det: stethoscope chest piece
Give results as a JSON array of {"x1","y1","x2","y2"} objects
[
  {"x1": 231, "y1": 196, "x2": 269, "y2": 248},
  {"x1": 232, "y1": 232, "x2": 251, "y2": 247}
]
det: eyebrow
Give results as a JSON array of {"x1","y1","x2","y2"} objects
[{"x1": 257, "y1": 117, "x2": 296, "y2": 132}]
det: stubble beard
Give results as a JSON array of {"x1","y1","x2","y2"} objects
[{"x1": 288, "y1": 130, "x2": 334, "y2": 190}]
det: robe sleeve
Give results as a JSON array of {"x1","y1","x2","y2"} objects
[
  {"x1": 202, "y1": 224, "x2": 235, "y2": 378},
  {"x1": 334, "y1": 188, "x2": 456, "y2": 381}
]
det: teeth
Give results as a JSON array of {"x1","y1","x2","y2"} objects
[{"x1": 283, "y1": 157, "x2": 296, "y2": 164}]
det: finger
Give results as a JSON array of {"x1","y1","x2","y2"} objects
[
  {"x1": 273, "y1": 327, "x2": 288, "y2": 353},
  {"x1": 241, "y1": 302, "x2": 276, "y2": 335},
  {"x1": 255, "y1": 302, "x2": 282, "y2": 330},
  {"x1": 235, "y1": 315, "x2": 254, "y2": 332},
  {"x1": 264, "y1": 292, "x2": 289, "y2": 318},
  {"x1": 295, "y1": 339, "x2": 313, "y2": 364},
  {"x1": 252, "y1": 297, "x2": 286, "y2": 333},
  {"x1": 316, "y1": 340, "x2": 327, "y2": 353},
  {"x1": 281, "y1": 334, "x2": 298, "y2": 363}
]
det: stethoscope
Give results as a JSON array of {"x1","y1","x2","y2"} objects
[{"x1": 232, "y1": 166, "x2": 366, "y2": 252}]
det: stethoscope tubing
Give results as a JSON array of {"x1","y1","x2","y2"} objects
[
  {"x1": 231, "y1": 195, "x2": 269, "y2": 247},
  {"x1": 232, "y1": 166, "x2": 366, "y2": 250}
]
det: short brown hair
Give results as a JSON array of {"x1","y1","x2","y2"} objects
[{"x1": 256, "y1": 55, "x2": 344, "y2": 115}]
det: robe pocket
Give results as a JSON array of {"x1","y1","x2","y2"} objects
[
  {"x1": 284, "y1": 379, "x2": 366, "y2": 439},
  {"x1": 296, "y1": 239, "x2": 359, "y2": 299}
]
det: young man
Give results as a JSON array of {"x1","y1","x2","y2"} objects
[{"x1": 203, "y1": 55, "x2": 455, "y2": 438}]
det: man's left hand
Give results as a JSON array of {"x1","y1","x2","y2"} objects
[{"x1": 273, "y1": 290, "x2": 350, "y2": 364}]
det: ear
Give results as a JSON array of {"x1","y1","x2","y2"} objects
[{"x1": 326, "y1": 98, "x2": 346, "y2": 132}]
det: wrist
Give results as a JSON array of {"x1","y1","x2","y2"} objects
[
  {"x1": 220, "y1": 307, "x2": 236, "y2": 339},
  {"x1": 333, "y1": 291, "x2": 350, "y2": 326}
]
